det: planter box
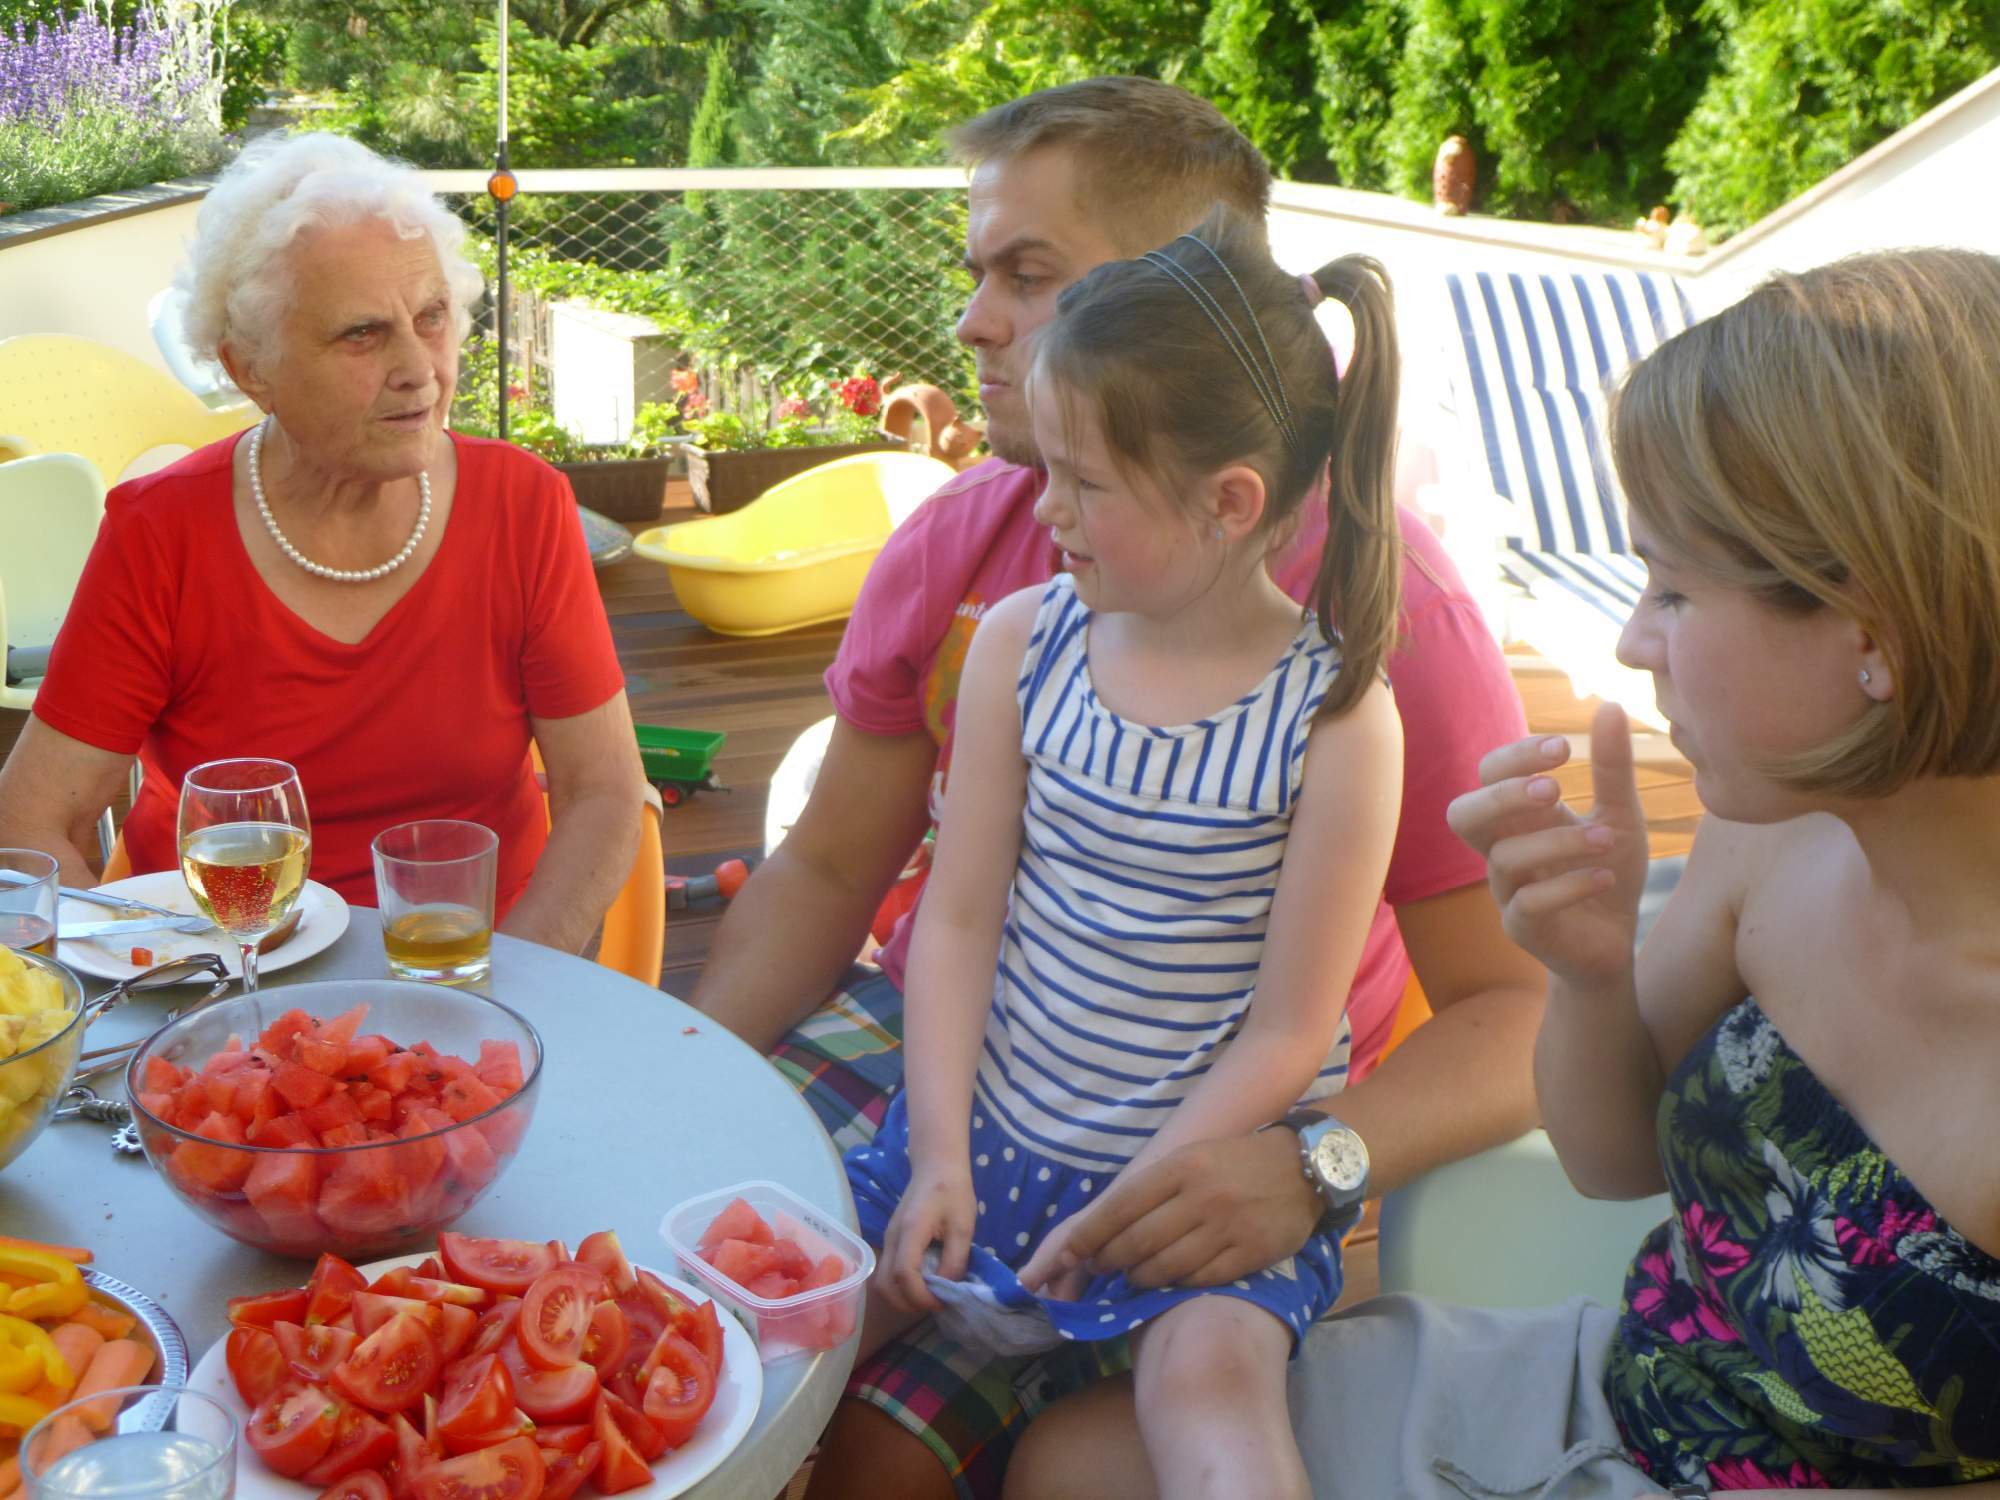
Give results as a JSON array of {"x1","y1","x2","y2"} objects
[
  {"x1": 556, "y1": 456, "x2": 673, "y2": 523},
  {"x1": 686, "y1": 439, "x2": 903, "y2": 514}
]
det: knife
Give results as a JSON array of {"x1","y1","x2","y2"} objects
[
  {"x1": 62, "y1": 915, "x2": 217, "y2": 940},
  {"x1": 0, "y1": 870, "x2": 190, "y2": 919}
]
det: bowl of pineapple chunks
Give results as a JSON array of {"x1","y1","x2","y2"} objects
[{"x1": 0, "y1": 946, "x2": 86, "y2": 1170}]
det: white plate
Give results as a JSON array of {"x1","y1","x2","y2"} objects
[
  {"x1": 183, "y1": 1253, "x2": 763, "y2": 1500},
  {"x1": 57, "y1": 871, "x2": 350, "y2": 983}
]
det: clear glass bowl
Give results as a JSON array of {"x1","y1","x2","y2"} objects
[
  {"x1": 0, "y1": 950, "x2": 86, "y2": 1171},
  {"x1": 124, "y1": 979, "x2": 542, "y2": 1259}
]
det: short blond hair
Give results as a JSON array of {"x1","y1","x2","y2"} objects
[
  {"x1": 1610, "y1": 248, "x2": 2000, "y2": 796},
  {"x1": 948, "y1": 78, "x2": 1270, "y2": 256}
]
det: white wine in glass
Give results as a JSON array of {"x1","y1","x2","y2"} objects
[{"x1": 178, "y1": 759, "x2": 310, "y2": 993}]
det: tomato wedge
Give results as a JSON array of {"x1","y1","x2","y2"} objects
[
  {"x1": 520, "y1": 1267, "x2": 600, "y2": 1370},
  {"x1": 230, "y1": 1287, "x2": 310, "y2": 1331},
  {"x1": 640, "y1": 1334, "x2": 715, "y2": 1451},
  {"x1": 574, "y1": 1232, "x2": 636, "y2": 1297},
  {"x1": 248, "y1": 1384, "x2": 344, "y2": 1478},
  {"x1": 302, "y1": 1400, "x2": 398, "y2": 1486},
  {"x1": 497, "y1": 1339, "x2": 599, "y2": 1423},
  {"x1": 381, "y1": 1413, "x2": 434, "y2": 1500},
  {"x1": 412, "y1": 1435, "x2": 545, "y2": 1500},
  {"x1": 579, "y1": 1301, "x2": 628, "y2": 1375},
  {"x1": 435, "y1": 1353, "x2": 514, "y2": 1444},
  {"x1": 306, "y1": 1254, "x2": 370, "y2": 1326},
  {"x1": 227, "y1": 1326, "x2": 292, "y2": 1408},
  {"x1": 318, "y1": 1471, "x2": 391, "y2": 1500},
  {"x1": 438, "y1": 1234, "x2": 558, "y2": 1297},
  {"x1": 277, "y1": 1321, "x2": 362, "y2": 1383},
  {"x1": 596, "y1": 1386, "x2": 665, "y2": 1463},
  {"x1": 589, "y1": 1394, "x2": 651, "y2": 1496},
  {"x1": 464, "y1": 1299, "x2": 523, "y2": 1362},
  {"x1": 538, "y1": 1444, "x2": 599, "y2": 1500},
  {"x1": 333, "y1": 1312, "x2": 440, "y2": 1414}
]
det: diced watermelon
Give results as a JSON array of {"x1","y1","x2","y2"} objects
[
  {"x1": 352, "y1": 1084, "x2": 394, "y2": 1123},
  {"x1": 698, "y1": 1198, "x2": 775, "y2": 1254},
  {"x1": 256, "y1": 1007, "x2": 316, "y2": 1055},
  {"x1": 706, "y1": 1238, "x2": 781, "y2": 1287},
  {"x1": 301, "y1": 1091, "x2": 364, "y2": 1137},
  {"x1": 438, "y1": 1074, "x2": 502, "y2": 1123},
  {"x1": 744, "y1": 1270, "x2": 798, "y2": 1300},
  {"x1": 345, "y1": 1035, "x2": 393, "y2": 1075},
  {"x1": 320, "y1": 1122, "x2": 371, "y2": 1148},
  {"x1": 298, "y1": 1034, "x2": 350, "y2": 1075},
  {"x1": 173, "y1": 1110, "x2": 253, "y2": 1192},
  {"x1": 474, "y1": 1040, "x2": 524, "y2": 1093},
  {"x1": 799, "y1": 1253, "x2": 849, "y2": 1292},
  {"x1": 232, "y1": 1068, "x2": 274, "y2": 1118},
  {"x1": 141, "y1": 1056, "x2": 186, "y2": 1092},
  {"x1": 772, "y1": 1238, "x2": 812, "y2": 1282},
  {"x1": 370, "y1": 1052, "x2": 420, "y2": 1095},
  {"x1": 244, "y1": 1150, "x2": 321, "y2": 1240},
  {"x1": 273, "y1": 1059, "x2": 336, "y2": 1109},
  {"x1": 250, "y1": 1112, "x2": 318, "y2": 1149}
]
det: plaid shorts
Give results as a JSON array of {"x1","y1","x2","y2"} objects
[{"x1": 769, "y1": 965, "x2": 1132, "y2": 1500}]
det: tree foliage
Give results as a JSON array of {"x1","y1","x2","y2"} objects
[{"x1": 1666, "y1": 0, "x2": 2000, "y2": 237}]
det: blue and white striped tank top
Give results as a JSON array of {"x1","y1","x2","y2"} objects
[{"x1": 972, "y1": 574, "x2": 1355, "y2": 1173}]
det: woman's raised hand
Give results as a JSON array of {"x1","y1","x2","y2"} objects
[
  {"x1": 878, "y1": 1157, "x2": 977, "y2": 1314},
  {"x1": 1445, "y1": 702, "x2": 1651, "y2": 988}
]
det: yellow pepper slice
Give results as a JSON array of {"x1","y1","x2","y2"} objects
[
  {"x1": 0, "y1": 1315, "x2": 68, "y2": 1390},
  {"x1": 3, "y1": 1279, "x2": 85, "y2": 1322},
  {"x1": 0, "y1": 1248, "x2": 83, "y2": 1322},
  {"x1": 0, "y1": 1338, "x2": 38, "y2": 1394},
  {"x1": 0, "y1": 1246, "x2": 80, "y2": 1292},
  {"x1": 0, "y1": 1390, "x2": 49, "y2": 1436}
]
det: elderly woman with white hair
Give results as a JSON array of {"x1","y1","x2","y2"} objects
[{"x1": 0, "y1": 133, "x2": 647, "y2": 952}]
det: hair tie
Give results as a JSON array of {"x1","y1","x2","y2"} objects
[{"x1": 1299, "y1": 272, "x2": 1324, "y2": 308}]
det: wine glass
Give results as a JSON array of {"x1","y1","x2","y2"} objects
[{"x1": 177, "y1": 758, "x2": 311, "y2": 994}]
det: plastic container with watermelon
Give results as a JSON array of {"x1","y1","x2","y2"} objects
[{"x1": 659, "y1": 1181, "x2": 872, "y2": 1363}]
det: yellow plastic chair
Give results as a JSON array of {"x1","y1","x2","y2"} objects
[
  {"x1": 0, "y1": 453, "x2": 107, "y2": 710},
  {"x1": 0, "y1": 334, "x2": 258, "y2": 485},
  {"x1": 529, "y1": 743, "x2": 666, "y2": 986},
  {"x1": 634, "y1": 451, "x2": 955, "y2": 637}
]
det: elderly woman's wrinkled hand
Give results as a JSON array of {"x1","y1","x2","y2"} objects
[{"x1": 1445, "y1": 702, "x2": 1650, "y2": 989}]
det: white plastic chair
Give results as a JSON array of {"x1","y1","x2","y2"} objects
[
  {"x1": 1425, "y1": 269, "x2": 1702, "y2": 729},
  {"x1": 0, "y1": 453, "x2": 107, "y2": 711},
  {"x1": 148, "y1": 288, "x2": 244, "y2": 406},
  {"x1": 1376, "y1": 1130, "x2": 1672, "y2": 1311}
]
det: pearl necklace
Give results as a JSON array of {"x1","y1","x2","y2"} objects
[{"x1": 250, "y1": 417, "x2": 431, "y2": 583}]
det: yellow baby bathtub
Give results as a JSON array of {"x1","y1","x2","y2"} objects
[{"x1": 634, "y1": 451, "x2": 955, "y2": 637}]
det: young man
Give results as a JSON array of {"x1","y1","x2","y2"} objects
[{"x1": 693, "y1": 78, "x2": 1548, "y2": 1500}]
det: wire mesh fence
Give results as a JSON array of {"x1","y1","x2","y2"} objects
[{"x1": 435, "y1": 175, "x2": 975, "y2": 455}]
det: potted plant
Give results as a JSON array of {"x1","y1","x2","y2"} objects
[
  {"x1": 684, "y1": 374, "x2": 904, "y2": 514},
  {"x1": 552, "y1": 401, "x2": 687, "y2": 523}
]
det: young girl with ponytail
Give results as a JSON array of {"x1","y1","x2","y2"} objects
[{"x1": 840, "y1": 208, "x2": 1407, "y2": 1500}]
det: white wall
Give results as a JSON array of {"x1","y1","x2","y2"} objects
[{"x1": 0, "y1": 198, "x2": 201, "y2": 374}]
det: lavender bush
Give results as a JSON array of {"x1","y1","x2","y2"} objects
[{"x1": 0, "y1": 1, "x2": 230, "y2": 212}]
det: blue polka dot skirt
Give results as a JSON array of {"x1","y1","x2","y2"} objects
[{"x1": 845, "y1": 1092, "x2": 1343, "y2": 1354}]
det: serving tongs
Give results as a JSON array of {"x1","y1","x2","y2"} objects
[{"x1": 53, "y1": 956, "x2": 234, "y2": 1152}]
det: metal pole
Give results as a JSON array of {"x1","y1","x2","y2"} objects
[{"x1": 488, "y1": 0, "x2": 515, "y2": 441}]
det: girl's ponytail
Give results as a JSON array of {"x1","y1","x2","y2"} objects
[{"x1": 1307, "y1": 256, "x2": 1403, "y2": 717}]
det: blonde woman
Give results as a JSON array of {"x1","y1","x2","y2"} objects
[{"x1": 1009, "y1": 250, "x2": 2000, "y2": 1498}]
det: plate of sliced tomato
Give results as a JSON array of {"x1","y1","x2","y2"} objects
[{"x1": 184, "y1": 1232, "x2": 762, "y2": 1500}]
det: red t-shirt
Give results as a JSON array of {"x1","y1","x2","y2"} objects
[
  {"x1": 35, "y1": 433, "x2": 627, "y2": 919},
  {"x1": 828, "y1": 459, "x2": 1527, "y2": 1076}
]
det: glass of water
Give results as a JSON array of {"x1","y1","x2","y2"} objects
[{"x1": 19, "y1": 1386, "x2": 236, "y2": 1500}]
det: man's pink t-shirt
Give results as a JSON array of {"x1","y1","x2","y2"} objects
[{"x1": 828, "y1": 459, "x2": 1527, "y2": 1077}]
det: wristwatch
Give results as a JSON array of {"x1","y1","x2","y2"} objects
[{"x1": 1274, "y1": 1110, "x2": 1371, "y2": 1236}]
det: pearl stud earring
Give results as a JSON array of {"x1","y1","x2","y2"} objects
[{"x1": 1860, "y1": 668, "x2": 1872, "y2": 687}]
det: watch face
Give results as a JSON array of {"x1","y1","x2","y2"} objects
[{"x1": 1310, "y1": 1129, "x2": 1369, "y2": 1193}]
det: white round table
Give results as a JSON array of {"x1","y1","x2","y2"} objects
[{"x1": 0, "y1": 913, "x2": 858, "y2": 1500}]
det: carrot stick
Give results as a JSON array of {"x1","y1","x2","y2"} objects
[
  {"x1": 44, "y1": 1328, "x2": 100, "y2": 1400},
  {"x1": 68, "y1": 1340, "x2": 154, "y2": 1433},
  {"x1": 44, "y1": 1326, "x2": 101, "y2": 1398},
  {"x1": 0, "y1": 1239, "x2": 89, "y2": 1266},
  {"x1": 63, "y1": 1304, "x2": 133, "y2": 1342},
  {"x1": 30, "y1": 1414, "x2": 92, "y2": 1466}
]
